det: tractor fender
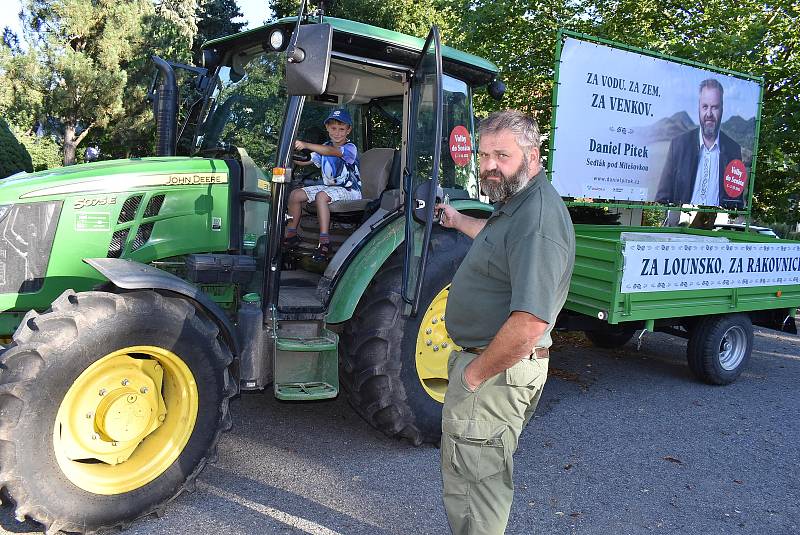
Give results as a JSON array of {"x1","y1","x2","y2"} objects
[
  {"x1": 325, "y1": 199, "x2": 492, "y2": 324},
  {"x1": 84, "y1": 258, "x2": 241, "y2": 358}
]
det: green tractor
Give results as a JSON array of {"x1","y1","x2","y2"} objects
[{"x1": 0, "y1": 5, "x2": 502, "y2": 532}]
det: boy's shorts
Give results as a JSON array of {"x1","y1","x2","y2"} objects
[{"x1": 302, "y1": 185, "x2": 362, "y2": 203}]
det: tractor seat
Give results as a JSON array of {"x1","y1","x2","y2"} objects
[{"x1": 306, "y1": 148, "x2": 396, "y2": 214}]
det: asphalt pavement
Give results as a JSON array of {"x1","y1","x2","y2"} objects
[{"x1": 2, "y1": 328, "x2": 798, "y2": 534}]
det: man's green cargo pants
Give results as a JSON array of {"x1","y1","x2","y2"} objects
[{"x1": 441, "y1": 350, "x2": 549, "y2": 535}]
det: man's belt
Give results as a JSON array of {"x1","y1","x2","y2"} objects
[{"x1": 462, "y1": 346, "x2": 550, "y2": 359}]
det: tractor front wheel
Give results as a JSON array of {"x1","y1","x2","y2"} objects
[{"x1": 0, "y1": 290, "x2": 235, "y2": 534}]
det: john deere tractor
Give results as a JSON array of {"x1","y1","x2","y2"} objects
[{"x1": 0, "y1": 4, "x2": 502, "y2": 532}]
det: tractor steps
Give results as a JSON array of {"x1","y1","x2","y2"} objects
[{"x1": 273, "y1": 327, "x2": 339, "y2": 401}]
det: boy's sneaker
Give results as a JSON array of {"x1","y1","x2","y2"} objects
[
  {"x1": 311, "y1": 242, "x2": 331, "y2": 263},
  {"x1": 283, "y1": 234, "x2": 301, "y2": 250}
]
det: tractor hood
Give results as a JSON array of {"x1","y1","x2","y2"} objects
[{"x1": 0, "y1": 157, "x2": 231, "y2": 203}]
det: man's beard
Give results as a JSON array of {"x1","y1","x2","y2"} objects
[
  {"x1": 701, "y1": 116, "x2": 720, "y2": 140},
  {"x1": 480, "y1": 158, "x2": 531, "y2": 202}
]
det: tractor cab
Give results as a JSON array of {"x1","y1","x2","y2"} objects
[{"x1": 188, "y1": 16, "x2": 500, "y2": 324}]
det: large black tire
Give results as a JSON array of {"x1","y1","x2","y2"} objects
[
  {"x1": 686, "y1": 313, "x2": 753, "y2": 385},
  {"x1": 0, "y1": 290, "x2": 236, "y2": 534},
  {"x1": 340, "y1": 228, "x2": 472, "y2": 445},
  {"x1": 584, "y1": 326, "x2": 637, "y2": 348}
]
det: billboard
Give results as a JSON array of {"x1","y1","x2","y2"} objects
[{"x1": 549, "y1": 35, "x2": 762, "y2": 210}]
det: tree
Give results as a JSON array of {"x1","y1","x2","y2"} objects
[
  {"x1": 194, "y1": 0, "x2": 247, "y2": 60},
  {"x1": 269, "y1": 0, "x2": 459, "y2": 41},
  {"x1": 13, "y1": 0, "x2": 154, "y2": 165},
  {"x1": 0, "y1": 0, "x2": 205, "y2": 166},
  {"x1": 95, "y1": 0, "x2": 200, "y2": 160},
  {"x1": 0, "y1": 118, "x2": 33, "y2": 178}
]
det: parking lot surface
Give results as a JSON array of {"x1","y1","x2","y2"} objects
[{"x1": 2, "y1": 329, "x2": 798, "y2": 534}]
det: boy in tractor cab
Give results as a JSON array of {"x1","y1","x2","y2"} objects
[{"x1": 285, "y1": 108, "x2": 362, "y2": 262}]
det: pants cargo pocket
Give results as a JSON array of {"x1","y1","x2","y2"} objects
[
  {"x1": 505, "y1": 357, "x2": 545, "y2": 386},
  {"x1": 442, "y1": 418, "x2": 508, "y2": 483}
]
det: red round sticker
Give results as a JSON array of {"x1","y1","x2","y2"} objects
[
  {"x1": 723, "y1": 159, "x2": 748, "y2": 198},
  {"x1": 449, "y1": 126, "x2": 472, "y2": 167}
]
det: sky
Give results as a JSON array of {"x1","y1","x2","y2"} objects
[{"x1": 0, "y1": 0, "x2": 272, "y2": 40}]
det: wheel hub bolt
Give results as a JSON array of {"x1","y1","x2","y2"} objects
[
  {"x1": 426, "y1": 339, "x2": 432, "y2": 346},
  {"x1": 442, "y1": 342, "x2": 448, "y2": 348},
  {"x1": 112, "y1": 441, "x2": 118, "y2": 447},
  {"x1": 98, "y1": 388, "x2": 107, "y2": 396},
  {"x1": 140, "y1": 386, "x2": 149, "y2": 394},
  {"x1": 91, "y1": 434, "x2": 98, "y2": 440},
  {"x1": 121, "y1": 378, "x2": 129, "y2": 386},
  {"x1": 433, "y1": 346, "x2": 439, "y2": 351},
  {"x1": 426, "y1": 328, "x2": 432, "y2": 335},
  {"x1": 86, "y1": 412, "x2": 93, "y2": 419},
  {"x1": 440, "y1": 315, "x2": 445, "y2": 321},
  {"x1": 432, "y1": 318, "x2": 438, "y2": 324}
]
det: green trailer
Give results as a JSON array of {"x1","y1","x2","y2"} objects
[
  {"x1": 547, "y1": 31, "x2": 798, "y2": 385},
  {"x1": 561, "y1": 224, "x2": 798, "y2": 384}
]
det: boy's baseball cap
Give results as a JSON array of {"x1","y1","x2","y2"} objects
[{"x1": 324, "y1": 108, "x2": 352, "y2": 126}]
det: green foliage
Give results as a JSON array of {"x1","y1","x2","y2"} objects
[
  {"x1": 0, "y1": 119, "x2": 33, "y2": 178},
  {"x1": 0, "y1": 44, "x2": 45, "y2": 132},
  {"x1": 270, "y1": 0, "x2": 459, "y2": 41},
  {"x1": 194, "y1": 0, "x2": 247, "y2": 59},
  {"x1": 14, "y1": 129, "x2": 62, "y2": 172},
  {"x1": 8, "y1": 0, "x2": 157, "y2": 165},
  {"x1": 640, "y1": 209, "x2": 663, "y2": 227}
]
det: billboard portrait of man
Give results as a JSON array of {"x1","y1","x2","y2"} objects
[{"x1": 655, "y1": 79, "x2": 743, "y2": 207}]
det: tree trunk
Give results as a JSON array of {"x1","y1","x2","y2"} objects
[{"x1": 63, "y1": 124, "x2": 77, "y2": 166}]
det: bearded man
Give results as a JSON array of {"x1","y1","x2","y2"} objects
[
  {"x1": 437, "y1": 110, "x2": 575, "y2": 535},
  {"x1": 655, "y1": 78, "x2": 743, "y2": 208}
]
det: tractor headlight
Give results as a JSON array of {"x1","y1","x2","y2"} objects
[
  {"x1": 268, "y1": 29, "x2": 285, "y2": 51},
  {"x1": 0, "y1": 201, "x2": 62, "y2": 295}
]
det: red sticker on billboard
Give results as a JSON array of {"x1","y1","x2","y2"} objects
[
  {"x1": 723, "y1": 159, "x2": 747, "y2": 198},
  {"x1": 449, "y1": 126, "x2": 472, "y2": 167}
]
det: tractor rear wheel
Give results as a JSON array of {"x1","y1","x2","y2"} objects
[
  {"x1": 340, "y1": 228, "x2": 472, "y2": 445},
  {"x1": 0, "y1": 290, "x2": 235, "y2": 534}
]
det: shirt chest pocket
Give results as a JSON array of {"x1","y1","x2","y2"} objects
[{"x1": 481, "y1": 236, "x2": 509, "y2": 281}]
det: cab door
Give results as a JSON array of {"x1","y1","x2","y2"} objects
[{"x1": 402, "y1": 26, "x2": 443, "y2": 316}]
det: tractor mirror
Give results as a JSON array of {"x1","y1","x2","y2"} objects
[
  {"x1": 285, "y1": 24, "x2": 333, "y2": 96},
  {"x1": 488, "y1": 79, "x2": 506, "y2": 100},
  {"x1": 412, "y1": 180, "x2": 444, "y2": 224}
]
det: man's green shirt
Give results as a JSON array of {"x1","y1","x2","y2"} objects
[{"x1": 445, "y1": 169, "x2": 575, "y2": 349}]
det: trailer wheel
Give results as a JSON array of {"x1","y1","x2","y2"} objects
[
  {"x1": 0, "y1": 290, "x2": 235, "y2": 534},
  {"x1": 687, "y1": 314, "x2": 753, "y2": 385},
  {"x1": 584, "y1": 326, "x2": 637, "y2": 348},
  {"x1": 340, "y1": 228, "x2": 471, "y2": 445}
]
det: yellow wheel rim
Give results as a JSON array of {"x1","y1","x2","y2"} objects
[
  {"x1": 415, "y1": 285, "x2": 460, "y2": 403},
  {"x1": 53, "y1": 346, "x2": 198, "y2": 495}
]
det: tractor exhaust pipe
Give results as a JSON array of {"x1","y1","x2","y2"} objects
[{"x1": 151, "y1": 56, "x2": 178, "y2": 157}]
